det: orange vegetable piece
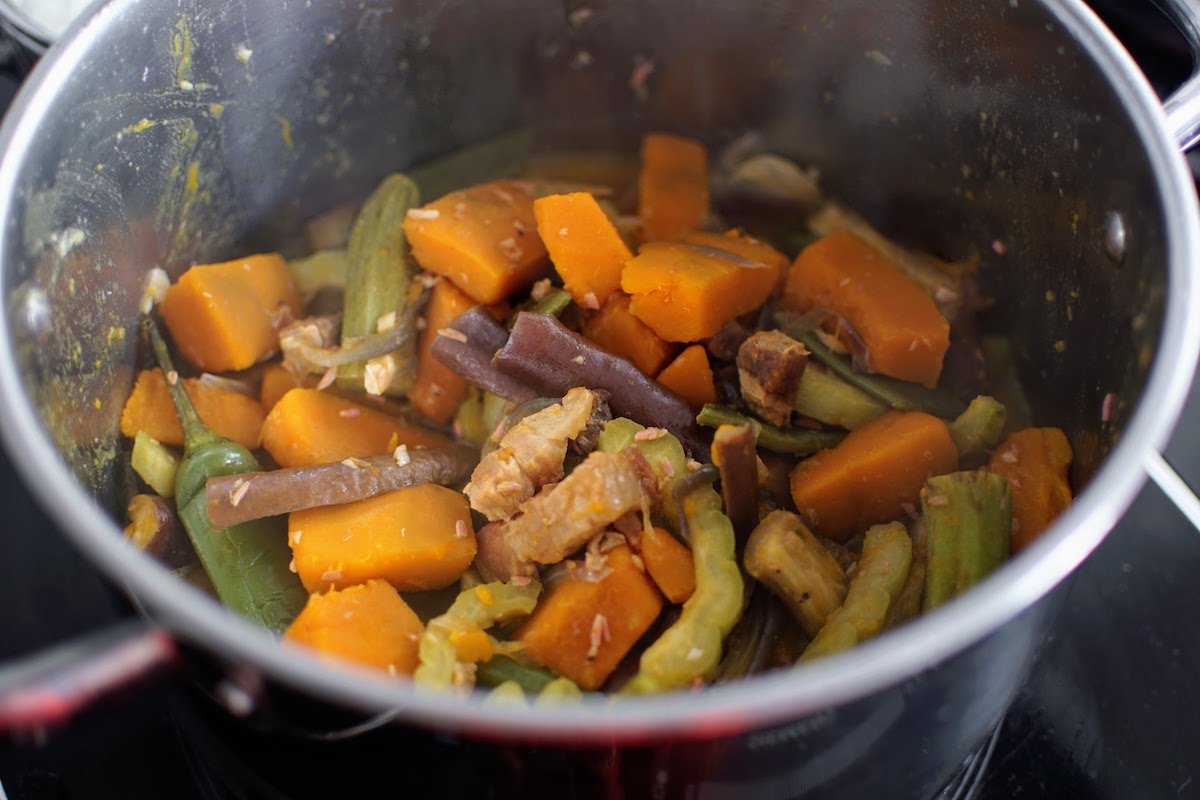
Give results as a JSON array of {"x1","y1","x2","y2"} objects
[
  {"x1": 514, "y1": 543, "x2": 663, "y2": 691},
  {"x1": 790, "y1": 410, "x2": 959, "y2": 543},
  {"x1": 158, "y1": 253, "x2": 303, "y2": 372},
  {"x1": 285, "y1": 579, "x2": 424, "y2": 676},
  {"x1": 987, "y1": 428, "x2": 1073, "y2": 553},
  {"x1": 259, "y1": 362, "x2": 316, "y2": 412},
  {"x1": 655, "y1": 344, "x2": 717, "y2": 412},
  {"x1": 404, "y1": 180, "x2": 548, "y2": 304},
  {"x1": 582, "y1": 292, "x2": 677, "y2": 376},
  {"x1": 638, "y1": 133, "x2": 709, "y2": 240},
  {"x1": 635, "y1": 526, "x2": 696, "y2": 604},
  {"x1": 289, "y1": 483, "x2": 476, "y2": 593},
  {"x1": 261, "y1": 388, "x2": 449, "y2": 468},
  {"x1": 622, "y1": 230, "x2": 787, "y2": 342},
  {"x1": 784, "y1": 231, "x2": 951, "y2": 389},
  {"x1": 410, "y1": 278, "x2": 478, "y2": 424},
  {"x1": 120, "y1": 368, "x2": 265, "y2": 449},
  {"x1": 534, "y1": 191, "x2": 633, "y2": 306}
]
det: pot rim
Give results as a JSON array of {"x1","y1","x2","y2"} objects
[{"x1": 0, "y1": 0, "x2": 1196, "y2": 742}]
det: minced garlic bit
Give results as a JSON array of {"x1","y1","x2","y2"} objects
[
  {"x1": 140, "y1": 267, "x2": 170, "y2": 314},
  {"x1": 437, "y1": 327, "x2": 468, "y2": 343},
  {"x1": 685, "y1": 647, "x2": 704, "y2": 662},
  {"x1": 454, "y1": 519, "x2": 469, "y2": 539},
  {"x1": 559, "y1": 226, "x2": 569, "y2": 236},
  {"x1": 228, "y1": 479, "x2": 250, "y2": 508},
  {"x1": 317, "y1": 365, "x2": 338, "y2": 390},
  {"x1": 686, "y1": 459, "x2": 703, "y2": 473},
  {"x1": 530, "y1": 278, "x2": 552, "y2": 301},
  {"x1": 341, "y1": 457, "x2": 369, "y2": 469},
  {"x1": 321, "y1": 569, "x2": 344, "y2": 582},
  {"x1": 512, "y1": 220, "x2": 527, "y2": 235},
  {"x1": 498, "y1": 237, "x2": 523, "y2": 262},
  {"x1": 659, "y1": 457, "x2": 676, "y2": 477},
  {"x1": 582, "y1": 291, "x2": 600, "y2": 310},
  {"x1": 406, "y1": 208, "x2": 441, "y2": 220},
  {"x1": 586, "y1": 613, "x2": 611, "y2": 661},
  {"x1": 166, "y1": 370, "x2": 179, "y2": 386},
  {"x1": 633, "y1": 427, "x2": 668, "y2": 442},
  {"x1": 387, "y1": 664, "x2": 398, "y2": 677},
  {"x1": 364, "y1": 353, "x2": 399, "y2": 396},
  {"x1": 511, "y1": 575, "x2": 532, "y2": 587},
  {"x1": 999, "y1": 448, "x2": 1019, "y2": 464},
  {"x1": 376, "y1": 310, "x2": 397, "y2": 333},
  {"x1": 414, "y1": 272, "x2": 441, "y2": 289},
  {"x1": 631, "y1": 553, "x2": 646, "y2": 572},
  {"x1": 338, "y1": 407, "x2": 361, "y2": 418},
  {"x1": 393, "y1": 443, "x2": 411, "y2": 467},
  {"x1": 291, "y1": 530, "x2": 303, "y2": 545},
  {"x1": 571, "y1": 355, "x2": 585, "y2": 365},
  {"x1": 288, "y1": 558, "x2": 298, "y2": 574}
]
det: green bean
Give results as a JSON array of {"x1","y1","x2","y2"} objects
[
  {"x1": 476, "y1": 654, "x2": 558, "y2": 693},
  {"x1": 949, "y1": 395, "x2": 1007, "y2": 461},
  {"x1": 696, "y1": 404, "x2": 845, "y2": 455},
  {"x1": 801, "y1": 521, "x2": 911, "y2": 661},
  {"x1": 144, "y1": 319, "x2": 305, "y2": 633},
  {"x1": 600, "y1": 419, "x2": 743, "y2": 693},
  {"x1": 338, "y1": 173, "x2": 420, "y2": 395},
  {"x1": 743, "y1": 510, "x2": 848, "y2": 638},
  {"x1": 922, "y1": 471, "x2": 1011, "y2": 611},
  {"x1": 509, "y1": 287, "x2": 573, "y2": 326},
  {"x1": 414, "y1": 580, "x2": 541, "y2": 691},
  {"x1": 791, "y1": 366, "x2": 888, "y2": 430},
  {"x1": 775, "y1": 316, "x2": 966, "y2": 419}
]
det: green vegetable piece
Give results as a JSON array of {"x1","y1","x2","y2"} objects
[
  {"x1": 482, "y1": 680, "x2": 528, "y2": 707},
  {"x1": 921, "y1": 471, "x2": 1012, "y2": 611},
  {"x1": 476, "y1": 654, "x2": 558, "y2": 693},
  {"x1": 775, "y1": 317, "x2": 966, "y2": 419},
  {"x1": 801, "y1": 521, "x2": 912, "y2": 661},
  {"x1": 409, "y1": 128, "x2": 531, "y2": 201},
  {"x1": 696, "y1": 404, "x2": 845, "y2": 455},
  {"x1": 287, "y1": 249, "x2": 347, "y2": 297},
  {"x1": 949, "y1": 395, "x2": 1007, "y2": 460},
  {"x1": 743, "y1": 510, "x2": 848, "y2": 638},
  {"x1": 338, "y1": 173, "x2": 421, "y2": 395},
  {"x1": 452, "y1": 388, "x2": 490, "y2": 444},
  {"x1": 600, "y1": 419, "x2": 744, "y2": 693},
  {"x1": 792, "y1": 366, "x2": 888, "y2": 430},
  {"x1": 525, "y1": 287, "x2": 573, "y2": 319},
  {"x1": 131, "y1": 431, "x2": 179, "y2": 498},
  {"x1": 885, "y1": 519, "x2": 927, "y2": 629},
  {"x1": 143, "y1": 319, "x2": 305, "y2": 633},
  {"x1": 713, "y1": 585, "x2": 788, "y2": 682},
  {"x1": 535, "y1": 677, "x2": 583, "y2": 704},
  {"x1": 414, "y1": 580, "x2": 541, "y2": 691}
]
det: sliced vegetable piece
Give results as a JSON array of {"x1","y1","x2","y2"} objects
[
  {"x1": 784, "y1": 231, "x2": 950, "y2": 388},
  {"x1": 260, "y1": 388, "x2": 448, "y2": 469},
  {"x1": 205, "y1": 443, "x2": 477, "y2": 528},
  {"x1": 638, "y1": 132, "x2": 710, "y2": 240},
  {"x1": 696, "y1": 404, "x2": 845, "y2": 456},
  {"x1": 288, "y1": 249, "x2": 347, "y2": 298},
  {"x1": 338, "y1": 173, "x2": 421, "y2": 395},
  {"x1": 801, "y1": 521, "x2": 912, "y2": 661},
  {"x1": 621, "y1": 231, "x2": 786, "y2": 342},
  {"x1": 582, "y1": 292, "x2": 677, "y2": 377},
  {"x1": 791, "y1": 364, "x2": 889, "y2": 430},
  {"x1": 885, "y1": 519, "x2": 927, "y2": 628},
  {"x1": 922, "y1": 471, "x2": 1011, "y2": 611},
  {"x1": 656, "y1": 344, "x2": 717, "y2": 413},
  {"x1": 120, "y1": 368, "x2": 266, "y2": 450},
  {"x1": 777, "y1": 317, "x2": 966, "y2": 418},
  {"x1": 493, "y1": 311, "x2": 709, "y2": 456},
  {"x1": 130, "y1": 431, "x2": 179, "y2": 498},
  {"x1": 789, "y1": 410, "x2": 958, "y2": 543},
  {"x1": 411, "y1": 278, "x2": 479, "y2": 423},
  {"x1": 743, "y1": 510, "x2": 848, "y2": 638},
  {"x1": 285, "y1": 579, "x2": 424, "y2": 675},
  {"x1": 636, "y1": 526, "x2": 697, "y2": 604},
  {"x1": 158, "y1": 253, "x2": 303, "y2": 372},
  {"x1": 415, "y1": 580, "x2": 541, "y2": 691},
  {"x1": 516, "y1": 543, "x2": 663, "y2": 691},
  {"x1": 950, "y1": 395, "x2": 1007, "y2": 461},
  {"x1": 986, "y1": 428, "x2": 1072, "y2": 553},
  {"x1": 711, "y1": 423, "x2": 759, "y2": 542},
  {"x1": 144, "y1": 319, "x2": 305, "y2": 632},
  {"x1": 534, "y1": 191, "x2": 633, "y2": 305},
  {"x1": 476, "y1": 654, "x2": 559, "y2": 694},
  {"x1": 124, "y1": 494, "x2": 197, "y2": 571},
  {"x1": 404, "y1": 180, "x2": 548, "y2": 304},
  {"x1": 289, "y1": 483, "x2": 477, "y2": 593}
]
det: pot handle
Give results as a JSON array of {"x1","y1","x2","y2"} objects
[
  {"x1": 0, "y1": 620, "x2": 178, "y2": 736},
  {"x1": 1144, "y1": 451, "x2": 1200, "y2": 530},
  {"x1": 1154, "y1": 0, "x2": 1200, "y2": 149}
]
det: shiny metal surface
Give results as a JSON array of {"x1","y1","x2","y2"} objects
[
  {"x1": 0, "y1": 0, "x2": 1197, "y2": 796},
  {"x1": 1155, "y1": 0, "x2": 1200, "y2": 147}
]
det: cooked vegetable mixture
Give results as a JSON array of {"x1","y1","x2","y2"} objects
[{"x1": 120, "y1": 131, "x2": 1074, "y2": 696}]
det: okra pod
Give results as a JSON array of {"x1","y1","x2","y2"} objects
[{"x1": 921, "y1": 471, "x2": 1011, "y2": 611}]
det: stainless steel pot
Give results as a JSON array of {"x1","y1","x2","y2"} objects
[{"x1": 2, "y1": 0, "x2": 1199, "y2": 796}]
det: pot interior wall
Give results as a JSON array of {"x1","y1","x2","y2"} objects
[{"x1": 3, "y1": 0, "x2": 1165, "y2": 533}]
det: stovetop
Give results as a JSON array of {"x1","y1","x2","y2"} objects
[{"x1": 3, "y1": 3, "x2": 1200, "y2": 797}]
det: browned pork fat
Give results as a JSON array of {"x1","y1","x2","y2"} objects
[
  {"x1": 474, "y1": 446, "x2": 657, "y2": 581},
  {"x1": 737, "y1": 330, "x2": 809, "y2": 426}
]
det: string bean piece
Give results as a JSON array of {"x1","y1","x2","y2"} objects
[
  {"x1": 143, "y1": 319, "x2": 306, "y2": 633},
  {"x1": 696, "y1": 404, "x2": 845, "y2": 456}
]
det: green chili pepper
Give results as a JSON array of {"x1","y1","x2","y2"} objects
[
  {"x1": 696, "y1": 404, "x2": 845, "y2": 455},
  {"x1": 143, "y1": 318, "x2": 306, "y2": 633},
  {"x1": 599, "y1": 418, "x2": 744, "y2": 693}
]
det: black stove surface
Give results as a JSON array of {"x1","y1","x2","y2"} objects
[{"x1": 4, "y1": 4, "x2": 1200, "y2": 797}]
